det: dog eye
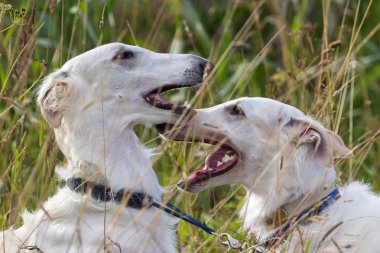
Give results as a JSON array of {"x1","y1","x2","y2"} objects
[
  {"x1": 228, "y1": 105, "x2": 245, "y2": 117},
  {"x1": 113, "y1": 50, "x2": 134, "y2": 61}
]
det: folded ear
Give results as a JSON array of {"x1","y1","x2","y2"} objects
[
  {"x1": 38, "y1": 80, "x2": 71, "y2": 128},
  {"x1": 286, "y1": 118, "x2": 352, "y2": 167},
  {"x1": 326, "y1": 130, "x2": 353, "y2": 158}
]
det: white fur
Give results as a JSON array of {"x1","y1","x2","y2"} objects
[
  {"x1": 171, "y1": 97, "x2": 380, "y2": 252},
  {"x1": 1, "y1": 43, "x2": 208, "y2": 253}
]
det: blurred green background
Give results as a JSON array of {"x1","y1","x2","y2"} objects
[{"x1": 1, "y1": 0, "x2": 380, "y2": 251}]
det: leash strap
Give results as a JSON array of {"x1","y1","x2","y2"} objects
[
  {"x1": 151, "y1": 201, "x2": 242, "y2": 251},
  {"x1": 151, "y1": 201, "x2": 216, "y2": 235}
]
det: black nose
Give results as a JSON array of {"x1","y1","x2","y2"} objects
[
  {"x1": 199, "y1": 60, "x2": 207, "y2": 71},
  {"x1": 197, "y1": 58, "x2": 214, "y2": 75}
]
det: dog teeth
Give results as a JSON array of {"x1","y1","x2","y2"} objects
[
  {"x1": 215, "y1": 154, "x2": 235, "y2": 167},
  {"x1": 204, "y1": 166, "x2": 214, "y2": 171},
  {"x1": 223, "y1": 154, "x2": 234, "y2": 162}
]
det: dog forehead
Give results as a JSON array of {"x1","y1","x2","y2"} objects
[
  {"x1": 239, "y1": 97, "x2": 305, "y2": 118},
  {"x1": 61, "y1": 43, "x2": 145, "y2": 69}
]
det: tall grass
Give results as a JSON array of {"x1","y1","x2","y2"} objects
[{"x1": 1, "y1": 0, "x2": 379, "y2": 252}]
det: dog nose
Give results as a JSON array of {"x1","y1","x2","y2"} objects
[{"x1": 197, "y1": 58, "x2": 214, "y2": 76}]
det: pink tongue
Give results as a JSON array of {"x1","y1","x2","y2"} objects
[
  {"x1": 147, "y1": 93, "x2": 172, "y2": 105},
  {"x1": 185, "y1": 149, "x2": 236, "y2": 182}
]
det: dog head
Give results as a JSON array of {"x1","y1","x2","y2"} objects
[
  {"x1": 157, "y1": 97, "x2": 352, "y2": 194},
  {"x1": 37, "y1": 43, "x2": 211, "y2": 157}
]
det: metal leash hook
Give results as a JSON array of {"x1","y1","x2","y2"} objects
[{"x1": 213, "y1": 232, "x2": 242, "y2": 251}]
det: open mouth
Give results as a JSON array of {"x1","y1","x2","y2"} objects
[
  {"x1": 155, "y1": 123, "x2": 240, "y2": 191},
  {"x1": 177, "y1": 148, "x2": 239, "y2": 190},
  {"x1": 143, "y1": 84, "x2": 195, "y2": 115}
]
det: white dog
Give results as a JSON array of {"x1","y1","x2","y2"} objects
[
  {"x1": 1, "y1": 43, "x2": 210, "y2": 253},
  {"x1": 158, "y1": 97, "x2": 380, "y2": 252}
]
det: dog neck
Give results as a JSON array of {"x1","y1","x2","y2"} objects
[
  {"x1": 55, "y1": 120, "x2": 162, "y2": 199},
  {"x1": 240, "y1": 160, "x2": 336, "y2": 236}
]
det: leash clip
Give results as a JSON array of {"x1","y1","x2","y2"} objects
[{"x1": 217, "y1": 232, "x2": 242, "y2": 251}]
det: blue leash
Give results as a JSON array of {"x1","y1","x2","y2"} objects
[
  {"x1": 67, "y1": 177, "x2": 340, "y2": 252},
  {"x1": 151, "y1": 201, "x2": 216, "y2": 234},
  {"x1": 153, "y1": 188, "x2": 340, "y2": 252},
  {"x1": 153, "y1": 188, "x2": 341, "y2": 251},
  {"x1": 151, "y1": 201, "x2": 242, "y2": 251}
]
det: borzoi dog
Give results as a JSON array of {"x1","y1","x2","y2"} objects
[
  {"x1": 1, "y1": 43, "x2": 210, "y2": 253},
  {"x1": 158, "y1": 97, "x2": 380, "y2": 252}
]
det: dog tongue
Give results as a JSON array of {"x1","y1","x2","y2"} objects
[
  {"x1": 147, "y1": 93, "x2": 173, "y2": 109},
  {"x1": 184, "y1": 149, "x2": 238, "y2": 181}
]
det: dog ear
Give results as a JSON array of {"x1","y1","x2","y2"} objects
[
  {"x1": 39, "y1": 81, "x2": 70, "y2": 128},
  {"x1": 326, "y1": 129, "x2": 353, "y2": 159},
  {"x1": 286, "y1": 118, "x2": 352, "y2": 167}
]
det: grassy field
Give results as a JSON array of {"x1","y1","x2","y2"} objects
[{"x1": 1, "y1": 0, "x2": 380, "y2": 252}]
